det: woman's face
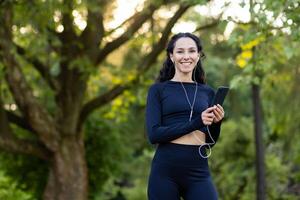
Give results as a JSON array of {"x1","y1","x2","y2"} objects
[{"x1": 170, "y1": 37, "x2": 200, "y2": 74}]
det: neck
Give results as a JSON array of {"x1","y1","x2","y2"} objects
[{"x1": 171, "y1": 74, "x2": 193, "y2": 83}]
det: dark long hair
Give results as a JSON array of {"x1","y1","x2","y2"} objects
[{"x1": 156, "y1": 32, "x2": 206, "y2": 83}]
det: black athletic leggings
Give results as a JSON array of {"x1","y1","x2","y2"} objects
[{"x1": 147, "y1": 143, "x2": 218, "y2": 200}]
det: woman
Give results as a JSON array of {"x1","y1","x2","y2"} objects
[{"x1": 146, "y1": 32, "x2": 224, "y2": 200}]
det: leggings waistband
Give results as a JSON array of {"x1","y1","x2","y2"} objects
[{"x1": 153, "y1": 143, "x2": 209, "y2": 167}]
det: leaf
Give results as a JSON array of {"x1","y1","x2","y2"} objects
[
  {"x1": 283, "y1": 46, "x2": 294, "y2": 59},
  {"x1": 50, "y1": 61, "x2": 60, "y2": 76}
]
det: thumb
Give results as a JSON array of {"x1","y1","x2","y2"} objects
[{"x1": 205, "y1": 106, "x2": 216, "y2": 113}]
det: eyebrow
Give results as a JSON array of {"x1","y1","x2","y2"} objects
[{"x1": 175, "y1": 47, "x2": 197, "y2": 50}]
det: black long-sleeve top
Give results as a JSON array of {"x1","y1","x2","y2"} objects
[{"x1": 145, "y1": 80, "x2": 222, "y2": 146}]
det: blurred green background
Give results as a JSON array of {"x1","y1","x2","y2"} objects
[{"x1": 0, "y1": 0, "x2": 299, "y2": 199}]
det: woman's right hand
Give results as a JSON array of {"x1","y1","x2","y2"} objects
[{"x1": 201, "y1": 106, "x2": 216, "y2": 125}]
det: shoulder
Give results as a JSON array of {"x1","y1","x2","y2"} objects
[
  {"x1": 146, "y1": 81, "x2": 168, "y2": 100},
  {"x1": 198, "y1": 84, "x2": 215, "y2": 99},
  {"x1": 148, "y1": 81, "x2": 168, "y2": 93},
  {"x1": 199, "y1": 83, "x2": 215, "y2": 93}
]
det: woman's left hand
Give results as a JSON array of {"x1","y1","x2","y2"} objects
[{"x1": 212, "y1": 104, "x2": 225, "y2": 123}]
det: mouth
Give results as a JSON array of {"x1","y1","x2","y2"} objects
[{"x1": 180, "y1": 62, "x2": 193, "y2": 66}]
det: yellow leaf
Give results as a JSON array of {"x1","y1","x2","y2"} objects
[
  {"x1": 241, "y1": 50, "x2": 253, "y2": 59},
  {"x1": 113, "y1": 98, "x2": 123, "y2": 106},
  {"x1": 112, "y1": 77, "x2": 122, "y2": 84},
  {"x1": 237, "y1": 58, "x2": 247, "y2": 68},
  {"x1": 126, "y1": 73, "x2": 136, "y2": 82},
  {"x1": 104, "y1": 112, "x2": 116, "y2": 119}
]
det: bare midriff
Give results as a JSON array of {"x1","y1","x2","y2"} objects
[{"x1": 171, "y1": 130, "x2": 206, "y2": 145}]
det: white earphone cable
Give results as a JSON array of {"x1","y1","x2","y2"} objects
[{"x1": 192, "y1": 65, "x2": 215, "y2": 158}]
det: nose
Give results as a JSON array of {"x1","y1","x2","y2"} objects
[{"x1": 183, "y1": 52, "x2": 190, "y2": 60}]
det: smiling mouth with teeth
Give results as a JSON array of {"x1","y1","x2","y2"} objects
[{"x1": 181, "y1": 62, "x2": 192, "y2": 65}]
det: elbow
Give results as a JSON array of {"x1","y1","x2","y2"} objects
[
  {"x1": 146, "y1": 126, "x2": 159, "y2": 144},
  {"x1": 148, "y1": 134, "x2": 158, "y2": 144}
]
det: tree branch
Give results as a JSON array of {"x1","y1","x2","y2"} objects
[
  {"x1": 61, "y1": 0, "x2": 77, "y2": 43},
  {"x1": 5, "y1": 110, "x2": 33, "y2": 132},
  {"x1": 193, "y1": 12, "x2": 223, "y2": 33},
  {"x1": 95, "y1": 1, "x2": 160, "y2": 65},
  {"x1": 79, "y1": 84, "x2": 128, "y2": 126},
  {"x1": 229, "y1": 18, "x2": 288, "y2": 31},
  {"x1": 80, "y1": 10, "x2": 104, "y2": 63},
  {"x1": 0, "y1": 5, "x2": 59, "y2": 151},
  {"x1": 3, "y1": 57, "x2": 60, "y2": 152},
  {"x1": 194, "y1": 19, "x2": 221, "y2": 32},
  {"x1": 0, "y1": 99, "x2": 12, "y2": 139},
  {"x1": 15, "y1": 44, "x2": 60, "y2": 90},
  {"x1": 0, "y1": 136, "x2": 51, "y2": 160},
  {"x1": 80, "y1": 0, "x2": 111, "y2": 50},
  {"x1": 104, "y1": 12, "x2": 137, "y2": 37},
  {"x1": 139, "y1": 4, "x2": 191, "y2": 73},
  {"x1": 79, "y1": 4, "x2": 191, "y2": 126},
  {"x1": 0, "y1": 99, "x2": 50, "y2": 160}
]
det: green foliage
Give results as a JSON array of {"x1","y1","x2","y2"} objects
[
  {"x1": 85, "y1": 112, "x2": 132, "y2": 199},
  {"x1": 210, "y1": 118, "x2": 255, "y2": 200},
  {"x1": 96, "y1": 149, "x2": 154, "y2": 200},
  {"x1": 179, "y1": 0, "x2": 207, "y2": 6},
  {"x1": 69, "y1": 55, "x2": 95, "y2": 75},
  {"x1": 0, "y1": 171, "x2": 34, "y2": 200},
  {"x1": 0, "y1": 153, "x2": 48, "y2": 199}
]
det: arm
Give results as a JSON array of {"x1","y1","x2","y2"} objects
[
  {"x1": 145, "y1": 84, "x2": 204, "y2": 144},
  {"x1": 206, "y1": 120, "x2": 222, "y2": 147}
]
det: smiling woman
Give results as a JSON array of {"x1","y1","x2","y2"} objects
[{"x1": 145, "y1": 32, "x2": 225, "y2": 200}]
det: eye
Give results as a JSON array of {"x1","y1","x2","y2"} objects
[{"x1": 176, "y1": 50, "x2": 183, "y2": 53}]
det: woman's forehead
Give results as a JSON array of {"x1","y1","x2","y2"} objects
[{"x1": 174, "y1": 37, "x2": 197, "y2": 49}]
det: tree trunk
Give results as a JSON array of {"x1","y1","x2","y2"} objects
[
  {"x1": 43, "y1": 136, "x2": 88, "y2": 200},
  {"x1": 252, "y1": 83, "x2": 266, "y2": 200}
]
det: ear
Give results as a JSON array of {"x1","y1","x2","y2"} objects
[{"x1": 197, "y1": 53, "x2": 200, "y2": 62}]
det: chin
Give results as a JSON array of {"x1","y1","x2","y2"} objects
[{"x1": 180, "y1": 68, "x2": 194, "y2": 73}]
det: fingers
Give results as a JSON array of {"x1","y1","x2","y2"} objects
[
  {"x1": 202, "y1": 104, "x2": 225, "y2": 125},
  {"x1": 202, "y1": 114, "x2": 214, "y2": 125},
  {"x1": 202, "y1": 107, "x2": 216, "y2": 125},
  {"x1": 213, "y1": 110, "x2": 222, "y2": 122},
  {"x1": 205, "y1": 106, "x2": 216, "y2": 113},
  {"x1": 217, "y1": 104, "x2": 224, "y2": 114},
  {"x1": 213, "y1": 104, "x2": 225, "y2": 123}
]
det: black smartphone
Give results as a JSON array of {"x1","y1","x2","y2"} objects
[{"x1": 210, "y1": 86, "x2": 230, "y2": 106}]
